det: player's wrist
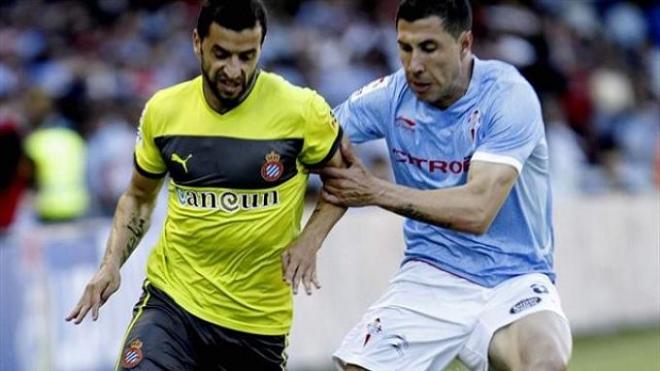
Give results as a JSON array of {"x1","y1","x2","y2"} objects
[
  {"x1": 99, "y1": 259, "x2": 121, "y2": 273},
  {"x1": 369, "y1": 178, "x2": 392, "y2": 207},
  {"x1": 297, "y1": 230, "x2": 325, "y2": 249}
]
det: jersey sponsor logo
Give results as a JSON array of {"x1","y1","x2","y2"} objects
[
  {"x1": 261, "y1": 151, "x2": 284, "y2": 182},
  {"x1": 120, "y1": 338, "x2": 144, "y2": 368},
  {"x1": 392, "y1": 148, "x2": 471, "y2": 174},
  {"x1": 510, "y1": 296, "x2": 542, "y2": 314},
  {"x1": 175, "y1": 187, "x2": 280, "y2": 213},
  {"x1": 171, "y1": 152, "x2": 193, "y2": 173},
  {"x1": 395, "y1": 116, "x2": 417, "y2": 132},
  {"x1": 363, "y1": 317, "x2": 382, "y2": 347},
  {"x1": 467, "y1": 109, "x2": 482, "y2": 142}
]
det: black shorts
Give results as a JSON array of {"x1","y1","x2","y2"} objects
[{"x1": 115, "y1": 282, "x2": 288, "y2": 371}]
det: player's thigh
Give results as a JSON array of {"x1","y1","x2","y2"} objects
[
  {"x1": 116, "y1": 285, "x2": 197, "y2": 370},
  {"x1": 488, "y1": 310, "x2": 572, "y2": 371},
  {"x1": 202, "y1": 327, "x2": 288, "y2": 371},
  {"x1": 458, "y1": 273, "x2": 570, "y2": 371}
]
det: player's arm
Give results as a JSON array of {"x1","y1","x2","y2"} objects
[
  {"x1": 283, "y1": 140, "x2": 348, "y2": 295},
  {"x1": 321, "y1": 144, "x2": 517, "y2": 235},
  {"x1": 375, "y1": 161, "x2": 515, "y2": 234},
  {"x1": 100, "y1": 169, "x2": 163, "y2": 269},
  {"x1": 66, "y1": 169, "x2": 163, "y2": 324}
]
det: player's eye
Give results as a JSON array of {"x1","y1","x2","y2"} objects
[
  {"x1": 213, "y1": 48, "x2": 230, "y2": 59},
  {"x1": 398, "y1": 42, "x2": 413, "y2": 53},
  {"x1": 420, "y1": 42, "x2": 438, "y2": 53},
  {"x1": 239, "y1": 52, "x2": 255, "y2": 62}
]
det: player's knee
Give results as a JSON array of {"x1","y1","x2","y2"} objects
[
  {"x1": 520, "y1": 340, "x2": 570, "y2": 371},
  {"x1": 522, "y1": 353, "x2": 568, "y2": 371}
]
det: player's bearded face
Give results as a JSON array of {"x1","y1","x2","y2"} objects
[
  {"x1": 397, "y1": 17, "x2": 469, "y2": 106},
  {"x1": 196, "y1": 23, "x2": 262, "y2": 101}
]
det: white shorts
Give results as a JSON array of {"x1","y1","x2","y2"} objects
[{"x1": 333, "y1": 260, "x2": 567, "y2": 371}]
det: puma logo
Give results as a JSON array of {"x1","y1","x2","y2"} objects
[{"x1": 171, "y1": 153, "x2": 192, "y2": 173}]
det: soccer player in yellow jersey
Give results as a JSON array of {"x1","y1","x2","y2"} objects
[{"x1": 65, "y1": 1, "x2": 346, "y2": 369}]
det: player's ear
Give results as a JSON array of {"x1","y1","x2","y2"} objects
[
  {"x1": 192, "y1": 29, "x2": 202, "y2": 60},
  {"x1": 459, "y1": 31, "x2": 473, "y2": 59}
]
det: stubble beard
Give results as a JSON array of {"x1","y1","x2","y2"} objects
[{"x1": 200, "y1": 57, "x2": 246, "y2": 104}]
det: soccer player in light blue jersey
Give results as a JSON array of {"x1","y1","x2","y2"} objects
[{"x1": 323, "y1": 1, "x2": 572, "y2": 370}]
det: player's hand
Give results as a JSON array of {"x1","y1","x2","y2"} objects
[
  {"x1": 320, "y1": 142, "x2": 383, "y2": 207},
  {"x1": 282, "y1": 237, "x2": 322, "y2": 295},
  {"x1": 65, "y1": 264, "x2": 121, "y2": 324}
]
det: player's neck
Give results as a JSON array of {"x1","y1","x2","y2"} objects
[
  {"x1": 431, "y1": 55, "x2": 474, "y2": 110},
  {"x1": 203, "y1": 70, "x2": 260, "y2": 114}
]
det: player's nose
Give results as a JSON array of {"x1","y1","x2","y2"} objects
[
  {"x1": 409, "y1": 50, "x2": 425, "y2": 74},
  {"x1": 223, "y1": 57, "x2": 242, "y2": 79}
]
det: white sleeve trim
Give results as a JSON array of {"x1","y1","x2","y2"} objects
[{"x1": 471, "y1": 152, "x2": 523, "y2": 173}]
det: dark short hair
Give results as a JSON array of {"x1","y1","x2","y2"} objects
[
  {"x1": 396, "y1": 0, "x2": 472, "y2": 38},
  {"x1": 196, "y1": 0, "x2": 268, "y2": 43}
]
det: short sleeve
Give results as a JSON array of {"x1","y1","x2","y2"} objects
[
  {"x1": 333, "y1": 74, "x2": 396, "y2": 144},
  {"x1": 299, "y1": 92, "x2": 342, "y2": 167},
  {"x1": 134, "y1": 99, "x2": 167, "y2": 178},
  {"x1": 472, "y1": 82, "x2": 544, "y2": 173}
]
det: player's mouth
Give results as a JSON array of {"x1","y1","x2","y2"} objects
[
  {"x1": 410, "y1": 81, "x2": 432, "y2": 94},
  {"x1": 218, "y1": 78, "x2": 243, "y2": 96}
]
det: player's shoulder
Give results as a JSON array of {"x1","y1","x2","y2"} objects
[
  {"x1": 477, "y1": 58, "x2": 535, "y2": 96},
  {"x1": 147, "y1": 77, "x2": 200, "y2": 112},
  {"x1": 259, "y1": 70, "x2": 317, "y2": 105},
  {"x1": 138, "y1": 77, "x2": 199, "y2": 135},
  {"x1": 349, "y1": 70, "x2": 403, "y2": 103},
  {"x1": 258, "y1": 70, "x2": 333, "y2": 123},
  {"x1": 474, "y1": 58, "x2": 540, "y2": 118},
  {"x1": 476, "y1": 58, "x2": 543, "y2": 126}
]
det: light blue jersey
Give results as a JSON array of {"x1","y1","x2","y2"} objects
[{"x1": 335, "y1": 57, "x2": 554, "y2": 287}]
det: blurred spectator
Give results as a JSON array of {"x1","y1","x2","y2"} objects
[
  {"x1": 86, "y1": 109, "x2": 135, "y2": 216},
  {"x1": 543, "y1": 96, "x2": 588, "y2": 196},
  {"x1": 22, "y1": 89, "x2": 89, "y2": 222},
  {"x1": 0, "y1": 110, "x2": 29, "y2": 233}
]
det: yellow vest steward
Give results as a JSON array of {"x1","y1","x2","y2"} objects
[
  {"x1": 25, "y1": 126, "x2": 89, "y2": 220},
  {"x1": 134, "y1": 72, "x2": 341, "y2": 335}
]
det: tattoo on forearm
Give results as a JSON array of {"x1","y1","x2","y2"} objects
[
  {"x1": 122, "y1": 214, "x2": 146, "y2": 264},
  {"x1": 388, "y1": 204, "x2": 453, "y2": 229}
]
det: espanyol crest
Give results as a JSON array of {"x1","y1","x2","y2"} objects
[
  {"x1": 120, "y1": 338, "x2": 144, "y2": 368},
  {"x1": 261, "y1": 151, "x2": 284, "y2": 182}
]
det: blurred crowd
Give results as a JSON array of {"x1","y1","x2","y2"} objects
[{"x1": 0, "y1": 0, "x2": 658, "y2": 229}]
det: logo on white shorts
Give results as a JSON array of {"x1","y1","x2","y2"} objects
[
  {"x1": 363, "y1": 318, "x2": 382, "y2": 347},
  {"x1": 384, "y1": 334, "x2": 409, "y2": 357},
  {"x1": 510, "y1": 296, "x2": 542, "y2": 314},
  {"x1": 531, "y1": 283, "x2": 549, "y2": 294}
]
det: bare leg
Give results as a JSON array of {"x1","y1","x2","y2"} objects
[{"x1": 488, "y1": 311, "x2": 572, "y2": 371}]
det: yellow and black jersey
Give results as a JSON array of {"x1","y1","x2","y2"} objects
[{"x1": 134, "y1": 71, "x2": 341, "y2": 335}]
